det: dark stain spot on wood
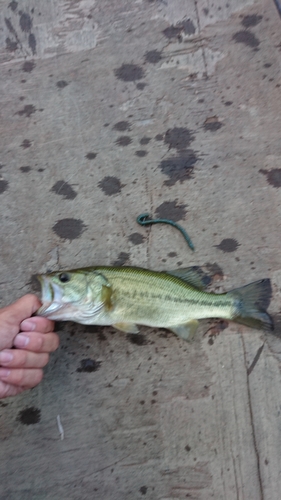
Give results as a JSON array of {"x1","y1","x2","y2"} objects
[
  {"x1": 28, "y1": 33, "x2": 36, "y2": 55},
  {"x1": 5, "y1": 17, "x2": 18, "y2": 38},
  {"x1": 113, "y1": 121, "x2": 131, "y2": 131},
  {"x1": 56, "y1": 80, "x2": 68, "y2": 89},
  {"x1": 98, "y1": 331, "x2": 107, "y2": 341},
  {"x1": 22, "y1": 61, "x2": 35, "y2": 72},
  {"x1": 144, "y1": 50, "x2": 162, "y2": 63},
  {"x1": 241, "y1": 14, "x2": 263, "y2": 28},
  {"x1": 135, "y1": 150, "x2": 147, "y2": 157},
  {"x1": 182, "y1": 19, "x2": 196, "y2": 34},
  {"x1": 113, "y1": 252, "x2": 130, "y2": 266},
  {"x1": 203, "y1": 116, "x2": 223, "y2": 131},
  {"x1": 205, "y1": 320, "x2": 229, "y2": 343},
  {"x1": 159, "y1": 150, "x2": 197, "y2": 186},
  {"x1": 232, "y1": 31, "x2": 260, "y2": 48},
  {"x1": 77, "y1": 359, "x2": 101, "y2": 373},
  {"x1": 168, "y1": 251, "x2": 177, "y2": 257},
  {"x1": 20, "y1": 139, "x2": 31, "y2": 148},
  {"x1": 203, "y1": 7, "x2": 209, "y2": 15},
  {"x1": 85, "y1": 152, "x2": 97, "y2": 160},
  {"x1": 136, "y1": 82, "x2": 147, "y2": 90},
  {"x1": 51, "y1": 180, "x2": 77, "y2": 200},
  {"x1": 0, "y1": 180, "x2": 9, "y2": 194},
  {"x1": 18, "y1": 407, "x2": 41, "y2": 425},
  {"x1": 19, "y1": 12, "x2": 32, "y2": 32},
  {"x1": 38, "y1": 168, "x2": 44, "y2": 172},
  {"x1": 114, "y1": 64, "x2": 145, "y2": 82},
  {"x1": 98, "y1": 176, "x2": 124, "y2": 196},
  {"x1": 155, "y1": 134, "x2": 163, "y2": 141},
  {"x1": 115, "y1": 136, "x2": 132, "y2": 147},
  {"x1": 163, "y1": 19, "x2": 196, "y2": 39},
  {"x1": 139, "y1": 485, "x2": 148, "y2": 495},
  {"x1": 158, "y1": 330, "x2": 172, "y2": 338},
  {"x1": 163, "y1": 25, "x2": 182, "y2": 39},
  {"x1": 20, "y1": 166, "x2": 31, "y2": 173},
  {"x1": 129, "y1": 232, "x2": 144, "y2": 245},
  {"x1": 264, "y1": 62, "x2": 272, "y2": 68},
  {"x1": 185, "y1": 445, "x2": 191, "y2": 452},
  {"x1": 19, "y1": 96, "x2": 25, "y2": 101},
  {"x1": 28, "y1": 274, "x2": 41, "y2": 293},
  {"x1": 224, "y1": 101, "x2": 233, "y2": 106},
  {"x1": 215, "y1": 238, "x2": 240, "y2": 253},
  {"x1": 83, "y1": 325, "x2": 100, "y2": 334},
  {"x1": 140, "y1": 137, "x2": 151, "y2": 145},
  {"x1": 205, "y1": 262, "x2": 224, "y2": 280},
  {"x1": 52, "y1": 218, "x2": 87, "y2": 240},
  {"x1": 8, "y1": 1, "x2": 18, "y2": 11},
  {"x1": 164, "y1": 127, "x2": 195, "y2": 150},
  {"x1": 260, "y1": 168, "x2": 281, "y2": 188},
  {"x1": 16, "y1": 104, "x2": 36, "y2": 117},
  {"x1": 6, "y1": 37, "x2": 18, "y2": 51},
  {"x1": 155, "y1": 200, "x2": 187, "y2": 221},
  {"x1": 127, "y1": 334, "x2": 147, "y2": 345}
]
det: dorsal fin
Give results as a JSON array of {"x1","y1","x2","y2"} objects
[{"x1": 166, "y1": 266, "x2": 211, "y2": 290}]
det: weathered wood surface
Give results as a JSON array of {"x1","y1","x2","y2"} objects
[{"x1": 1, "y1": 0, "x2": 281, "y2": 498}]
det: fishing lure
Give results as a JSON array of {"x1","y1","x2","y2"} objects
[{"x1": 137, "y1": 213, "x2": 195, "y2": 252}]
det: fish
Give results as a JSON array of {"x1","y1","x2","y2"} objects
[{"x1": 36, "y1": 265, "x2": 274, "y2": 341}]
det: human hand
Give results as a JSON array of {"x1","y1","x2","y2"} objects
[{"x1": 0, "y1": 294, "x2": 59, "y2": 399}]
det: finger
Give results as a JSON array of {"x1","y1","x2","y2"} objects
[
  {"x1": 0, "y1": 380, "x2": 25, "y2": 398},
  {"x1": 20, "y1": 316, "x2": 54, "y2": 334},
  {"x1": 13, "y1": 331, "x2": 60, "y2": 353},
  {"x1": 0, "y1": 368, "x2": 43, "y2": 388},
  {"x1": 0, "y1": 349, "x2": 49, "y2": 369},
  {"x1": 1, "y1": 295, "x2": 41, "y2": 327}
]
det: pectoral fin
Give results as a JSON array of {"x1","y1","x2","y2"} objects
[
  {"x1": 113, "y1": 322, "x2": 139, "y2": 334},
  {"x1": 101, "y1": 284, "x2": 113, "y2": 311},
  {"x1": 169, "y1": 320, "x2": 199, "y2": 342}
]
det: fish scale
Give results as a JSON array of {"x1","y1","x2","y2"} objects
[{"x1": 100, "y1": 268, "x2": 234, "y2": 326}]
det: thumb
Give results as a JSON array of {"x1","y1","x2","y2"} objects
[
  {"x1": 3, "y1": 295, "x2": 41, "y2": 324},
  {"x1": 0, "y1": 295, "x2": 42, "y2": 350}
]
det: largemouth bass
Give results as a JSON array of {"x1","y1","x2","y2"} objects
[{"x1": 36, "y1": 266, "x2": 273, "y2": 341}]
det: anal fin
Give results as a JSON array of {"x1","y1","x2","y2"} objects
[
  {"x1": 169, "y1": 320, "x2": 199, "y2": 342},
  {"x1": 113, "y1": 322, "x2": 139, "y2": 334}
]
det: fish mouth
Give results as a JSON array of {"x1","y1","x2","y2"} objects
[{"x1": 36, "y1": 276, "x2": 64, "y2": 317}]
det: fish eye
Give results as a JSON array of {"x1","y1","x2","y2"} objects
[{"x1": 58, "y1": 273, "x2": 71, "y2": 283}]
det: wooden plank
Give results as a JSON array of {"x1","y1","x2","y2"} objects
[{"x1": 1, "y1": 0, "x2": 281, "y2": 499}]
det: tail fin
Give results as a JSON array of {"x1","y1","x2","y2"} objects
[{"x1": 228, "y1": 279, "x2": 274, "y2": 331}]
